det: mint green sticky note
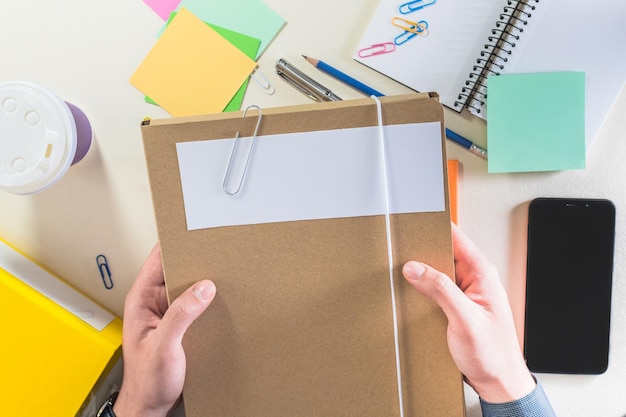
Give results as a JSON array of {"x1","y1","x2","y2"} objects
[
  {"x1": 175, "y1": 0, "x2": 284, "y2": 59},
  {"x1": 487, "y1": 72, "x2": 586, "y2": 173},
  {"x1": 145, "y1": 12, "x2": 261, "y2": 113}
]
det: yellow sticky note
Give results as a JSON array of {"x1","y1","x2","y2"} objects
[{"x1": 130, "y1": 7, "x2": 257, "y2": 116}]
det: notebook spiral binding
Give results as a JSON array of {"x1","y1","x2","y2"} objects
[{"x1": 454, "y1": 0, "x2": 540, "y2": 115}]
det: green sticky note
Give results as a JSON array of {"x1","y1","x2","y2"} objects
[
  {"x1": 487, "y1": 72, "x2": 586, "y2": 173},
  {"x1": 145, "y1": 12, "x2": 261, "y2": 113},
  {"x1": 175, "y1": 0, "x2": 284, "y2": 59}
]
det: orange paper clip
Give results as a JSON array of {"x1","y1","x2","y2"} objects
[
  {"x1": 357, "y1": 42, "x2": 396, "y2": 58},
  {"x1": 391, "y1": 16, "x2": 428, "y2": 34}
]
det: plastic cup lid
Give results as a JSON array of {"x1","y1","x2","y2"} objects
[{"x1": 0, "y1": 81, "x2": 77, "y2": 194}]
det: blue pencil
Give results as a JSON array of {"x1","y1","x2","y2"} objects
[
  {"x1": 302, "y1": 55, "x2": 487, "y2": 160},
  {"x1": 303, "y1": 55, "x2": 384, "y2": 97},
  {"x1": 445, "y1": 128, "x2": 487, "y2": 160}
]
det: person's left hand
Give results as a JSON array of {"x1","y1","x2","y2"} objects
[{"x1": 113, "y1": 244, "x2": 216, "y2": 417}]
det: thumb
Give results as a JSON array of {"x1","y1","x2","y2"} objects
[
  {"x1": 402, "y1": 261, "x2": 471, "y2": 324},
  {"x1": 160, "y1": 280, "x2": 216, "y2": 345}
]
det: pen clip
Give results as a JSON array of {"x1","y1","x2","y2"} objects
[
  {"x1": 275, "y1": 58, "x2": 340, "y2": 101},
  {"x1": 276, "y1": 70, "x2": 320, "y2": 102}
]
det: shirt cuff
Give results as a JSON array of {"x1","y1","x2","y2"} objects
[{"x1": 479, "y1": 378, "x2": 556, "y2": 417}]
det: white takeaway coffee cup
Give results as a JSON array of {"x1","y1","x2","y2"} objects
[{"x1": 0, "y1": 81, "x2": 93, "y2": 194}]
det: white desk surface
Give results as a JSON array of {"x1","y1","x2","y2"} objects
[{"x1": 2, "y1": 1, "x2": 625, "y2": 416}]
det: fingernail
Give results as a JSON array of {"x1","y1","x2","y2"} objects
[
  {"x1": 403, "y1": 262, "x2": 426, "y2": 281},
  {"x1": 193, "y1": 281, "x2": 216, "y2": 302}
]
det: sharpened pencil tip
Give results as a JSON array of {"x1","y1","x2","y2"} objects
[{"x1": 301, "y1": 55, "x2": 307, "y2": 59}]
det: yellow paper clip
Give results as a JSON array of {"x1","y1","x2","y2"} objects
[
  {"x1": 391, "y1": 17, "x2": 428, "y2": 34},
  {"x1": 399, "y1": 0, "x2": 437, "y2": 15},
  {"x1": 358, "y1": 42, "x2": 396, "y2": 58}
]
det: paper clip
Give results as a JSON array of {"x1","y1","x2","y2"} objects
[
  {"x1": 399, "y1": 0, "x2": 437, "y2": 14},
  {"x1": 394, "y1": 30, "x2": 418, "y2": 45},
  {"x1": 357, "y1": 42, "x2": 396, "y2": 58},
  {"x1": 96, "y1": 254, "x2": 113, "y2": 290},
  {"x1": 223, "y1": 105, "x2": 263, "y2": 195},
  {"x1": 250, "y1": 68, "x2": 275, "y2": 95},
  {"x1": 391, "y1": 17, "x2": 428, "y2": 34}
]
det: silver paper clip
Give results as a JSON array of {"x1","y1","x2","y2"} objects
[
  {"x1": 223, "y1": 105, "x2": 263, "y2": 195},
  {"x1": 399, "y1": 0, "x2": 437, "y2": 14},
  {"x1": 96, "y1": 254, "x2": 113, "y2": 289},
  {"x1": 250, "y1": 68, "x2": 275, "y2": 95},
  {"x1": 358, "y1": 42, "x2": 396, "y2": 58}
]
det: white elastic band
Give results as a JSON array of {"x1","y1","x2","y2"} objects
[{"x1": 372, "y1": 96, "x2": 405, "y2": 417}]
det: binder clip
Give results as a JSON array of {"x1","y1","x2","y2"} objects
[
  {"x1": 357, "y1": 42, "x2": 396, "y2": 58},
  {"x1": 223, "y1": 105, "x2": 263, "y2": 195},
  {"x1": 399, "y1": 0, "x2": 437, "y2": 14}
]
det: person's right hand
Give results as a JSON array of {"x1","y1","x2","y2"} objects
[{"x1": 402, "y1": 224, "x2": 536, "y2": 404}]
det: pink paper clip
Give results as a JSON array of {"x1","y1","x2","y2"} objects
[{"x1": 357, "y1": 42, "x2": 396, "y2": 58}]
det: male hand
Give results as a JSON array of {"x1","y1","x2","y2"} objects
[
  {"x1": 113, "y1": 244, "x2": 216, "y2": 417},
  {"x1": 402, "y1": 224, "x2": 535, "y2": 403}
]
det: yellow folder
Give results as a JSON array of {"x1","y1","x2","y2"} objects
[{"x1": 0, "y1": 238, "x2": 122, "y2": 416}]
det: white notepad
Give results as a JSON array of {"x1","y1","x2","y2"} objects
[{"x1": 355, "y1": 0, "x2": 626, "y2": 147}]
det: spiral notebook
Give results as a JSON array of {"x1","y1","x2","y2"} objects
[{"x1": 355, "y1": 0, "x2": 626, "y2": 146}]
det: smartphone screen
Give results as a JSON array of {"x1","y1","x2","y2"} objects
[{"x1": 524, "y1": 198, "x2": 616, "y2": 374}]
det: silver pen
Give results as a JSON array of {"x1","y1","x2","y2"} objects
[{"x1": 275, "y1": 58, "x2": 341, "y2": 102}]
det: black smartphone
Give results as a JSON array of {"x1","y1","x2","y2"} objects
[{"x1": 524, "y1": 198, "x2": 616, "y2": 374}]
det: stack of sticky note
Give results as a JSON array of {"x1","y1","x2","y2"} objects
[
  {"x1": 132, "y1": 0, "x2": 285, "y2": 116},
  {"x1": 0, "y1": 238, "x2": 122, "y2": 415},
  {"x1": 486, "y1": 72, "x2": 586, "y2": 173}
]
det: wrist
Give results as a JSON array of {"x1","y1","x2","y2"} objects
[
  {"x1": 112, "y1": 388, "x2": 170, "y2": 417},
  {"x1": 472, "y1": 367, "x2": 536, "y2": 404}
]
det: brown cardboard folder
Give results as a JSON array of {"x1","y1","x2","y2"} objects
[{"x1": 141, "y1": 93, "x2": 465, "y2": 417}]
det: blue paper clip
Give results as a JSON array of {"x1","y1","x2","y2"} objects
[
  {"x1": 399, "y1": 0, "x2": 437, "y2": 14},
  {"x1": 394, "y1": 30, "x2": 417, "y2": 45},
  {"x1": 96, "y1": 254, "x2": 113, "y2": 289},
  {"x1": 393, "y1": 19, "x2": 428, "y2": 45}
]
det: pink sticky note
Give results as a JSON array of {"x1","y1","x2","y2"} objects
[{"x1": 143, "y1": 0, "x2": 182, "y2": 20}]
